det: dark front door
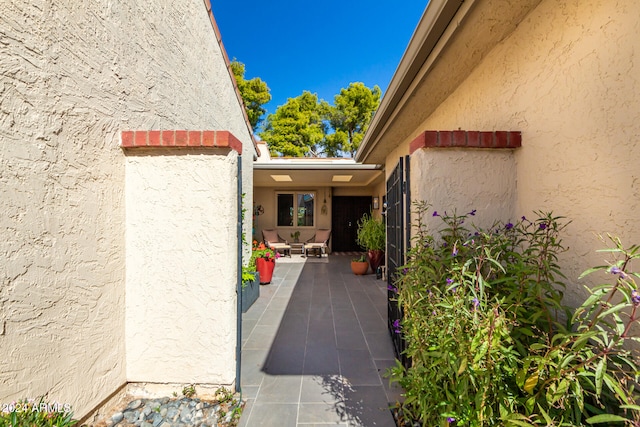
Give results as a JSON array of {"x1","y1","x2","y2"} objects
[{"x1": 331, "y1": 196, "x2": 371, "y2": 252}]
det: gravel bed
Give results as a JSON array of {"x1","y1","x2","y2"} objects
[{"x1": 104, "y1": 394, "x2": 244, "y2": 427}]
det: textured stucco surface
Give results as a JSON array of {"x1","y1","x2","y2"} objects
[
  {"x1": 253, "y1": 186, "x2": 333, "y2": 244},
  {"x1": 125, "y1": 151, "x2": 238, "y2": 385},
  {"x1": 389, "y1": 0, "x2": 640, "y2": 306},
  {"x1": 1, "y1": 0, "x2": 252, "y2": 417},
  {"x1": 411, "y1": 149, "x2": 517, "y2": 232}
]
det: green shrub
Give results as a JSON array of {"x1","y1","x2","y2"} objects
[
  {"x1": 356, "y1": 212, "x2": 386, "y2": 251},
  {"x1": 0, "y1": 398, "x2": 77, "y2": 427},
  {"x1": 390, "y1": 202, "x2": 640, "y2": 426}
]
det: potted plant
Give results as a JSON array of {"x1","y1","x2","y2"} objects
[
  {"x1": 356, "y1": 212, "x2": 386, "y2": 274},
  {"x1": 241, "y1": 266, "x2": 260, "y2": 313},
  {"x1": 350, "y1": 254, "x2": 369, "y2": 275},
  {"x1": 240, "y1": 197, "x2": 260, "y2": 312},
  {"x1": 252, "y1": 241, "x2": 278, "y2": 284},
  {"x1": 291, "y1": 230, "x2": 300, "y2": 243}
]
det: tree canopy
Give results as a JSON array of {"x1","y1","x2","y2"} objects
[
  {"x1": 260, "y1": 91, "x2": 327, "y2": 157},
  {"x1": 230, "y1": 60, "x2": 271, "y2": 131},
  {"x1": 260, "y1": 82, "x2": 381, "y2": 158},
  {"x1": 325, "y1": 82, "x2": 381, "y2": 157}
]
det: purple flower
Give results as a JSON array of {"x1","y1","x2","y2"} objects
[
  {"x1": 392, "y1": 319, "x2": 401, "y2": 333},
  {"x1": 469, "y1": 209, "x2": 477, "y2": 216},
  {"x1": 609, "y1": 266, "x2": 627, "y2": 278},
  {"x1": 387, "y1": 284, "x2": 398, "y2": 294},
  {"x1": 402, "y1": 268, "x2": 408, "y2": 275},
  {"x1": 521, "y1": 216, "x2": 527, "y2": 221},
  {"x1": 632, "y1": 290, "x2": 640, "y2": 307},
  {"x1": 433, "y1": 211, "x2": 439, "y2": 217},
  {"x1": 472, "y1": 298, "x2": 480, "y2": 310},
  {"x1": 446, "y1": 278, "x2": 454, "y2": 285},
  {"x1": 539, "y1": 223, "x2": 547, "y2": 230},
  {"x1": 447, "y1": 417, "x2": 456, "y2": 423},
  {"x1": 452, "y1": 248, "x2": 458, "y2": 257},
  {"x1": 505, "y1": 222, "x2": 514, "y2": 230}
]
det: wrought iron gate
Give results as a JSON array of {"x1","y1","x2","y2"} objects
[{"x1": 386, "y1": 156, "x2": 410, "y2": 367}]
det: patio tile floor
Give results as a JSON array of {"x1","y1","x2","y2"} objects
[{"x1": 238, "y1": 254, "x2": 402, "y2": 427}]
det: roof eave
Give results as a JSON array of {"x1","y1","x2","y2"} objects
[
  {"x1": 254, "y1": 162, "x2": 382, "y2": 171},
  {"x1": 356, "y1": 0, "x2": 466, "y2": 164}
]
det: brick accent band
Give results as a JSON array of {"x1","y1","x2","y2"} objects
[
  {"x1": 121, "y1": 130, "x2": 242, "y2": 154},
  {"x1": 409, "y1": 130, "x2": 521, "y2": 154}
]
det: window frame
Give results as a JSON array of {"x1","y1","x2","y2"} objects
[{"x1": 275, "y1": 191, "x2": 316, "y2": 228}]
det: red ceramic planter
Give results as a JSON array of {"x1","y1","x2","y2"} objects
[
  {"x1": 256, "y1": 258, "x2": 275, "y2": 284},
  {"x1": 367, "y1": 250, "x2": 385, "y2": 273}
]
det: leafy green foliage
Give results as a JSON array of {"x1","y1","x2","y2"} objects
[
  {"x1": 0, "y1": 398, "x2": 77, "y2": 427},
  {"x1": 230, "y1": 60, "x2": 271, "y2": 131},
  {"x1": 324, "y1": 82, "x2": 381, "y2": 157},
  {"x1": 260, "y1": 82, "x2": 380, "y2": 157},
  {"x1": 214, "y1": 387, "x2": 243, "y2": 426},
  {"x1": 182, "y1": 384, "x2": 196, "y2": 398},
  {"x1": 356, "y1": 212, "x2": 385, "y2": 251},
  {"x1": 260, "y1": 91, "x2": 327, "y2": 157},
  {"x1": 390, "y1": 202, "x2": 640, "y2": 426},
  {"x1": 241, "y1": 266, "x2": 256, "y2": 286}
]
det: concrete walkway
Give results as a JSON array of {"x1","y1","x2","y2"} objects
[{"x1": 239, "y1": 254, "x2": 403, "y2": 427}]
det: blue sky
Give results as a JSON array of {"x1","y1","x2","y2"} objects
[{"x1": 211, "y1": 1, "x2": 427, "y2": 118}]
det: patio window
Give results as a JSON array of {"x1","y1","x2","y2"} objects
[{"x1": 277, "y1": 192, "x2": 315, "y2": 227}]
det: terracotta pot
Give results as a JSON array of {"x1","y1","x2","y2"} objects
[
  {"x1": 256, "y1": 258, "x2": 275, "y2": 284},
  {"x1": 367, "y1": 250, "x2": 385, "y2": 273},
  {"x1": 351, "y1": 261, "x2": 369, "y2": 275}
]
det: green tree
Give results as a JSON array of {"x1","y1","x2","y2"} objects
[
  {"x1": 260, "y1": 91, "x2": 327, "y2": 157},
  {"x1": 230, "y1": 60, "x2": 271, "y2": 131},
  {"x1": 324, "y1": 82, "x2": 381, "y2": 157}
]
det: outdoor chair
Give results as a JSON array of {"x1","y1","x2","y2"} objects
[
  {"x1": 304, "y1": 229, "x2": 331, "y2": 257},
  {"x1": 262, "y1": 229, "x2": 291, "y2": 257}
]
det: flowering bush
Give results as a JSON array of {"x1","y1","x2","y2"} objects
[
  {"x1": 241, "y1": 241, "x2": 279, "y2": 286},
  {"x1": 0, "y1": 398, "x2": 76, "y2": 427},
  {"x1": 390, "y1": 202, "x2": 640, "y2": 426},
  {"x1": 250, "y1": 241, "x2": 278, "y2": 265}
]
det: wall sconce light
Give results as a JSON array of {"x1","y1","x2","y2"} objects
[
  {"x1": 373, "y1": 196, "x2": 379, "y2": 210},
  {"x1": 321, "y1": 189, "x2": 328, "y2": 215}
]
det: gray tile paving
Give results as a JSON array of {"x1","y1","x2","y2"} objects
[{"x1": 239, "y1": 254, "x2": 399, "y2": 427}]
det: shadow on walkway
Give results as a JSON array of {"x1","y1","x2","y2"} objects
[{"x1": 240, "y1": 254, "x2": 403, "y2": 427}]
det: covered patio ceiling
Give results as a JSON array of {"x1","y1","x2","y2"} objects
[{"x1": 253, "y1": 159, "x2": 384, "y2": 188}]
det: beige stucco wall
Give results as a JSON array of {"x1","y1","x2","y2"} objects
[
  {"x1": 253, "y1": 181, "x2": 386, "y2": 245},
  {"x1": 1, "y1": 0, "x2": 253, "y2": 417},
  {"x1": 125, "y1": 150, "x2": 238, "y2": 385},
  {"x1": 410, "y1": 149, "x2": 517, "y2": 231},
  {"x1": 392, "y1": 0, "x2": 640, "y2": 306},
  {"x1": 253, "y1": 187, "x2": 333, "y2": 244}
]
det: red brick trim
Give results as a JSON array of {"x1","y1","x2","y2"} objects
[
  {"x1": 409, "y1": 130, "x2": 521, "y2": 154},
  {"x1": 121, "y1": 130, "x2": 242, "y2": 154}
]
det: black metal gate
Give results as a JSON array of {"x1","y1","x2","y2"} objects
[{"x1": 386, "y1": 156, "x2": 410, "y2": 367}]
